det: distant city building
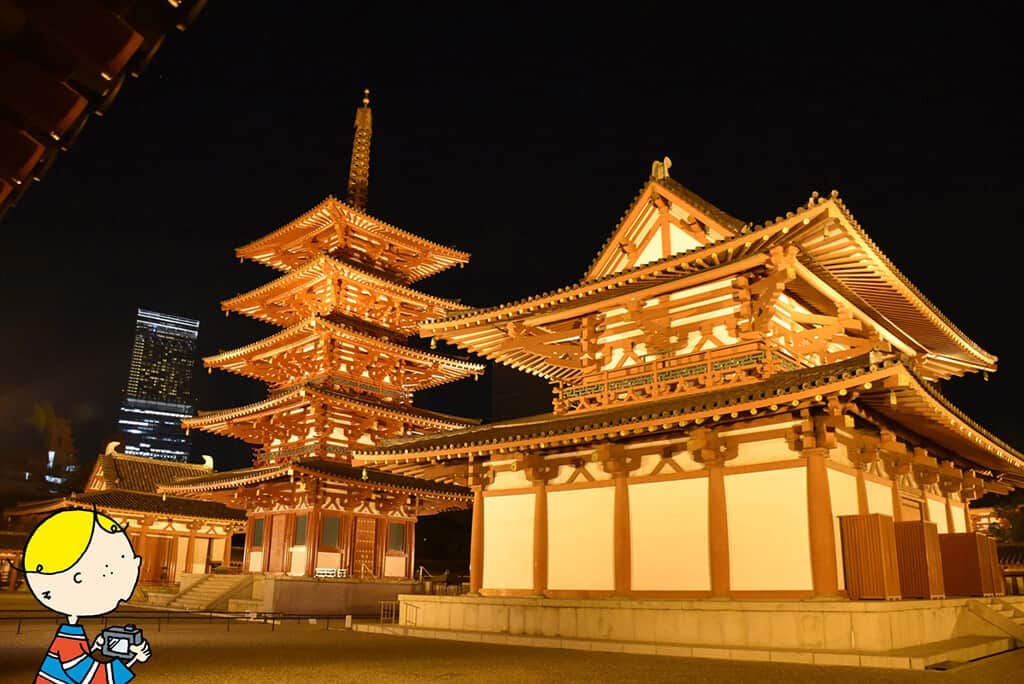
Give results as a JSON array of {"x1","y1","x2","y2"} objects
[{"x1": 117, "y1": 308, "x2": 199, "y2": 462}]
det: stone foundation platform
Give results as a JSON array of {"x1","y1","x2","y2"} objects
[{"x1": 373, "y1": 594, "x2": 1024, "y2": 670}]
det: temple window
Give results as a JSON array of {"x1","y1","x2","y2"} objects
[
  {"x1": 388, "y1": 522, "x2": 406, "y2": 553},
  {"x1": 251, "y1": 518, "x2": 265, "y2": 547},
  {"x1": 321, "y1": 514, "x2": 340, "y2": 547}
]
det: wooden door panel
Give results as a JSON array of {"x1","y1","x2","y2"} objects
[
  {"x1": 353, "y1": 517, "x2": 377, "y2": 576},
  {"x1": 268, "y1": 514, "x2": 287, "y2": 573}
]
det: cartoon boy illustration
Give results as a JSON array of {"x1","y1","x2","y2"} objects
[{"x1": 20, "y1": 507, "x2": 152, "y2": 683}]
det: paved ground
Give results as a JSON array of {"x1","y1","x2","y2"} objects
[{"x1": 2, "y1": 613, "x2": 1023, "y2": 683}]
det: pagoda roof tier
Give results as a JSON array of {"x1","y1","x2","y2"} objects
[
  {"x1": 157, "y1": 457, "x2": 471, "y2": 501},
  {"x1": 235, "y1": 195, "x2": 470, "y2": 283},
  {"x1": 182, "y1": 383, "x2": 479, "y2": 458},
  {"x1": 223, "y1": 253, "x2": 469, "y2": 334},
  {"x1": 353, "y1": 354, "x2": 1024, "y2": 487},
  {"x1": 203, "y1": 316, "x2": 484, "y2": 393},
  {"x1": 421, "y1": 179, "x2": 995, "y2": 382},
  {"x1": 8, "y1": 490, "x2": 247, "y2": 523}
]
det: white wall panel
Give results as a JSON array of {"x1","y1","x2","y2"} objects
[
  {"x1": 951, "y1": 503, "x2": 967, "y2": 533},
  {"x1": 629, "y1": 478, "x2": 710, "y2": 591},
  {"x1": 725, "y1": 467, "x2": 812, "y2": 591},
  {"x1": 865, "y1": 479, "x2": 894, "y2": 517},
  {"x1": 482, "y1": 493, "x2": 534, "y2": 590},
  {"x1": 248, "y1": 550, "x2": 263, "y2": 573},
  {"x1": 828, "y1": 468, "x2": 860, "y2": 591},
  {"x1": 548, "y1": 487, "x2": 615, "y2": 590},
  {"x1": 928, "y1": 499, "x2": 949, "y2": 534}
]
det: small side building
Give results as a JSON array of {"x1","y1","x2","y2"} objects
[{"x1": 5, "y1": 445, "x2": 246, "y2": 585}]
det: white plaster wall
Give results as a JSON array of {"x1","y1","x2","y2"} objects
[
  {"x1": 725, "y1": 467, "x2": 813, "y2": 591},
  {"x1": 316, "y1": 551, "x2": 340, "y2": 569},
  {"x1": 489, "y1": 469, "x2": 532, "y2": 491},
  {"x1": 248, "y1": 550, "x2": 263, "y2": 573},
  {"x1": 482, "y1": 493, "x2": 534, "y2": 590},
  {"x1": 928, "y1": 499, "x2": 949, "y2": 534},
  {"x1": 210, "y1": 538, "x2": 225, "y2": 563},
  {"x1": 830, "y1": 442, "x2": 854, "y2": 468},
  {"x1": 636, "y1": 450, "x2": 701, "y2": 474},
  {"x1": 865, "y1": 479, "x2": 894, "y2": 517},
  {"x1": 289, "y1": 547, "x2": 306, "y2": 576},
  {"x1": 729, "y1": 437, "x2": 792, "y2": 468},
  {"x1": 548, "y1": 461, "x2": 613, "y2": 485},
  {"x1": 384, "y1": 556, "x2": 406, "y2": 578},
  {"x1": 176, "y1": 537, "x2": 188, "y2": 576},
  {"x1": 547, "y1": 487, "x2": 615, "y2": 590},
  {"x1": 951, "y1": 503, "x2": 967, "y2": 533},
  {"x1": 192, "y1": 538, "x2": 210, "y2": 573},
  {"x1": 827, "y1": 468, "x2": 860, "y2": 592},
  {"x1": 629, "y1": 478, "x2": 710, "y2": 591}
]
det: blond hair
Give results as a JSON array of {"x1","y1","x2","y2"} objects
[{"x1": 23, "y1": 509, "x2": 124, "y2": 575}]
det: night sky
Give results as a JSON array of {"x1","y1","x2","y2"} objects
[{"x1": 2, "y1": 7, "x2": 1022, "y2": 480}]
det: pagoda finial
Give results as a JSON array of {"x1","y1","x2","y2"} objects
[{"x1": 346, "y1": 88, "x2": 372, "y2": 210}]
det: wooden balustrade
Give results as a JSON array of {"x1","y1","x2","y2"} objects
[{"x1": 555, "y1": 340, "x2": 800, "y2": 414}]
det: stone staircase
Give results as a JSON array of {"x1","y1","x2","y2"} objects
[
  {"x1": 167, "y1": 574, "x2": 252, "y2": 611},
  {"x1": 967, "y1": 597, "x2": 1024, "y2": 646}
]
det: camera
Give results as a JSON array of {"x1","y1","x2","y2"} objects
[{"x1": 99, "y1": 624, "x2": 144, "y2": 660}]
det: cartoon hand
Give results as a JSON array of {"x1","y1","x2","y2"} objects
[
  {"x1": 91, "y1": 635, "x2": 104, "y2": 651},
  {"x1": 129, "y1": 641, "x2": 151, "y2": 663}
]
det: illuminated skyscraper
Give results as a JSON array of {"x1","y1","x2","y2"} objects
[{"x1": 116, "y1": 308, "x2": 200, "y2": 462}]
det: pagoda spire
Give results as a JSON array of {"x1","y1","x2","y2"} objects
[{"x1": 346, "y1": 88, "x2": 372, "y2": 210}]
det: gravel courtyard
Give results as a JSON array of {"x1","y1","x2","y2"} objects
[{"x1": 1, "y1": 611, "x2": 1021, "y2": 683}]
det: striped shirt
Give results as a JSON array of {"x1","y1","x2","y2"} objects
[{"x1": 35, "y1": 624, "x2": 134, "y2": 684}]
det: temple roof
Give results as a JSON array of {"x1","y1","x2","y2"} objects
[
  {"x1": 583, "y1": 175, "x2": 748, "y2": 281},
  {"x1": 158, "y1": 458, "x2": 471, "y2": 500},
  {"x1": 234, "y1": 195, "x2": 471, "y2": 283},
  {"x1": 203, "y1": 315, "x2": 484, "y2": 391},
  {"x1": 353, "y1": 353, "x2": 1024, "y2": 487},
  {"x1": 92, "y1": 451, "x2": 212, "y2": 493},
  {"x1": 183, "y1": 382, "x2": 479, "y2": 435},
  {"x1": 222, "y1": 253, "x2": 469, "y2": 333},
  {"x1": 8, "y1": 490, "x2": 247, "y2": 522},
  {"x1": 421, "y1": 178, "x2": 996, "y2": 382}
]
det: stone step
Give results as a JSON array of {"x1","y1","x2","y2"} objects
[{"x1": 349, "y1": 625, "x2": 1014, "y2": 671}]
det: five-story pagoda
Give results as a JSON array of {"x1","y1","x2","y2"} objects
[{"x1": 162, "y1": 92, "x2": 482, "y2": 580}]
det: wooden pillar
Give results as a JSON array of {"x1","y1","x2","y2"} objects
[
  {"x1": 6, "y1": 555, "x2": 19, "y2": 589},
  {"x1": 469, "y1": 486, "x2": 484, "y2": 594},
  {"x1": 223, "y1": 530, "x2": 233, "y2": 567},
  {"x1": 597, "y1": 443, "x2": 640, "y2": 597},
  {"x1": 533, "y1": 479, "x2": 548, "y2": 596},
  {"x1": 945, "y1": 497, "x2": 956, "y2": 533},
  {"x1": 890, "y1": 480, "x2": 904, "y2": 522},
  {"x1": 376, "y1": 516, "x2": 389, "y2": 577},
  {"x1": 855, "y1": 469, "x2": 869, "y2": 515},
  {"x1": 342, "y1": 513, "x2": 354, "y2": 576},
  {"x1": 183, "y1": 521, "x2": 199, "y2": 575},
  {"x1": 707, "y1": 463, "x2": 730, "y2": 598},
  {"x1": 805, "y1": 447, "x2": 839, "y2": 597},
  {"x1": 242, "y1": 516, "x2": 253, "y2": 574},
  {"x1": 613, "y1": 472, "x2": 630, "y2": 595},
  {"x1": 136, "y1": 520, "x2": 151, "y2": 570},
  {"x1": 964, "y1": 502, "x2": 974, "y2": 532},
  {"x1": 405, "y1": 520, "x2": 415, "y2": 580},
  {"x1": 305, "y1": 481, "x2": 322, "y2": 577}
]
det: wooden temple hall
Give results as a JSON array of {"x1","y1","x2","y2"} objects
[
  {"x1": 163, "y1": 91, "x2": 481, "y2": 580},
  {"x1": 354, "y1": 159, "x2": 1024, "y2": 601}
]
